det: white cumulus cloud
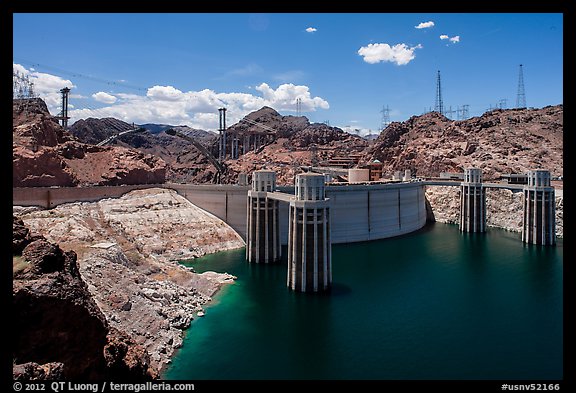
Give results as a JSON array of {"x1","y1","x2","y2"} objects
[
  {"x1": 255, "y1": 83, "x2": 329, "y2": 111},
  {"x1": 92, "y1": 91, "x2": 117, "y2": 104},
  {"x1": 146, "y1": 85, "x2": 185, "y2": 101},
  {"x1": 72, "y1": 83, "x2": 328, "y2": 130},
  {"x1": 305, "y1": 27, "x2": 317, "y2": 33},
  {"x1": 13, "y1": 63, "x2": 75, "y2": 112},
  {"x1": 440, "y1": 34, "x2": 460, "y2": 44},
  {"x1": 357, "y1": 43, "x2": 422, "y2": 66},
  {"x1": 14, "y1": 64, "x2": 329, "y2": 131},
  {"x1": 415, "y1": 21, "x2": 435, "y2": 29}
]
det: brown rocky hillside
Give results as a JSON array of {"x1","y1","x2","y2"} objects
[
  {"x1": 13, "y1": 216, "x2": 155, "y2": 380},
  {"x1": 225, "y1": 107, "x2": 369, "y2": 185},
  {"x1": 362, "y1": 105, "x2": 563, "y2": 180},
  {"x1": 69, "y1": 117, "x2": 219, "y2": 184},
  {"x1": 13, "y1": 99, "x2": 166, "y2": 187}
]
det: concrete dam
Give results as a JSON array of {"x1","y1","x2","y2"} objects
[
  {"x1": 12, "y1": 168, "x2": 555, "y2": 249},
  {"x1": 13, "y1": 179, "x2": 427, "y2": 246}
]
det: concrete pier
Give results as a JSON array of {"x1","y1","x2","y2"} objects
[
  {"x1": 287, "y1": 173, "x2": 332, "y2": 293},
  {"x1": 522, "y1": 170, "x2": 555, "y2": 245},
  {"x1": 246, "y1": 170, "x2": 281, "y2": 263},
  {"x1": 460, "y1": 168, "x2": 486, "y2": 232}
]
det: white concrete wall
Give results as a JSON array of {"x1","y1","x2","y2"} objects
[
  {"x1": 277, "y1": 182, "x2": 427, "y2": 245},
  {"x1": 166, "y1": 184, "x2": 250, "y2": 240},
  {"x1": 14, "y1": 182, "x2": 428, "y2": 246},
  {"x1": 327, "y1": 183, "x2": 426, "y2": 244}
]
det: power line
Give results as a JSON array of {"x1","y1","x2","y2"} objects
[{"x1": 13, "y1": 58, "x2": 147, "y2": 92}]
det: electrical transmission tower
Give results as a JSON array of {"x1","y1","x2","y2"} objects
[
  {"x1": 54, "y1": 87, "x2": 71, "y2": 129},
  {"x1": 13, "y1": 71, "x2": 36, "y2": 99},
  {"x1": 434, "y1": 70, "x2": 444, "y2": 115},
  {"x1": 516, "y1": 64, "x2": 526, "y2": 108},
  {"x1": 380, "y1": 105, "x2": 391, "y2": 130},
  {"x1": 461, "y1": 104, "x2": 469, "y2": 120},
  {"x1": 218, "y1": 107, "x2": 227, "y2": 162},
  {"x1": 296, "y1": 98, "x2": 302, "y2": 116},
  {"x1": 444, "y1": 106, "x2": 456, "y2": 119}
]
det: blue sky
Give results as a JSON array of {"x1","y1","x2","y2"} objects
[{"x1": 13, "y1": 13, "x2": 563, "y2": 135}]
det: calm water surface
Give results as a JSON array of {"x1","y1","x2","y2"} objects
[{"x1": 164, "y1": 223, "x2": 563, "y2": 380}]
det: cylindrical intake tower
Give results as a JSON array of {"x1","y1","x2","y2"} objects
[
  {"x1": 246, "y1": 170, "x2": 281, "y2": 263},
  {"x1": 460, "y1": 168, "x2": 486, "y2": 233},
  {"x1": 522, "y1": 169, "x2": 555, "y2": 245},
  {"x1": 287, "y1": 173, "x2": 332, "y2": 293}
]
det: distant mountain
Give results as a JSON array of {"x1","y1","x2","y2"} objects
[
  {"x1": 139, "y1": 123, "x2": 215, "y2": 140},
  {"x1": 69, "y1": 117, "x2": 134, "y2": 145},
  {"x1": 69, "y1": 117, "x2": 220, "y2": 184},
  {"x1": 363, "y1": 133, "x2": 380, "y2": 141},
  {"x1": 138, "y1": 123, "x2": 173, "y2": 134}
]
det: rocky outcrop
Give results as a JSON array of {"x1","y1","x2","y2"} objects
[
  {"x1": 13, "y1": 98, "x2": 74, "y2": 148},
  {"x1": 425, "y1": 186, "x2": 563, "y2": 238},
  {"x1": 225, "y1": 107, "x2": 368, "y2": 185},
  {"x1": 13, "y1": 232, "x2": 154, "y2": 380},
  {"x1": 69, "y1": 118, "x2": 219, "y2": 185},
  {"x1": 13, "y1": 215, "x2": 40, "y2": 254},
  {"x1": 13, "y1": 362, "x2": 65, "y2": 380},
  {"x1": 364, "y1": 105, "x2": 563, "y2": 180},
  {"x1": 15, "y1": 188, "x2": 244, "y2": 372},
  {"x1": 13, "y1": 98, "x2": 167, "y2": 187}
]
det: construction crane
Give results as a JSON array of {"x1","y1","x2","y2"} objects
[
  {"x1": 165, "y1": 128, "x2": 227, "y2": 183},
  {"x1": 96, "y1": 127, "x2": 146, "y2": 146}
]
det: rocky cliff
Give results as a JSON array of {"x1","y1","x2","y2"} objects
[
  {"x1": 225, "y1": 107, "x2": 368, "y2": 185},
  {"x1": 13, "y1": 217, "x2": 154, "y2": 380},
  {"x1": 425, "y1": 186, "x2": 564, "y2": 238},
  {"x1": 15, "y1": 188, "x2": 244, "y2": 373},
  {"x1": 69, "y1": 117, "x2": 219, "y2": 184},
  {"x1": 13, "y1": 99, "x2": 167, "y2": 187},
  {"x1": 67, "y1": 106, "x2": 369, "y2": 186},
  {"x1": 364, "y1": 105, "x2": 563, "y2": 180}
]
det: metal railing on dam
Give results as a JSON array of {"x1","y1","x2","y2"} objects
[{"x1": 13, "y1": 181, "x2": 428, "y2": 245}]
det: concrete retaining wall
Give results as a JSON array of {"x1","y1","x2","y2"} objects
[
  {"x1": 12, "y1": 184, "x2": 164, "y2": 209},
  {"x1": 167, "y1": 184, "x2": 250, "y2": 240}
]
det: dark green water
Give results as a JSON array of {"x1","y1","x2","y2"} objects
[{"x1": 164, "y1": 223, "x2": 563, "y2": 380}]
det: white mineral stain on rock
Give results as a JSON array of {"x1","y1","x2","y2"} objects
[{"x1": 15, "y1": 187, "x2": 245, "y2": 373}]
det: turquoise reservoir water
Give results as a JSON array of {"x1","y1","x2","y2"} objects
[{"x1": 164, "y1": 223, "x2": 563, "y2": 380}]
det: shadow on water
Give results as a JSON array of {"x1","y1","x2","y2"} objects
[{"x1": 328, "y1": 282, "x2": 352, "y2": 296}]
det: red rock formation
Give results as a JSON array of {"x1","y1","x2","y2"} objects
[
  {"x1": 363, "y1": 105, "x2": 563, "y2": 180},
  {"x1": 224, "y1": 107, "x2": 368, "y2": 185},
  {"x1": 13, "y1": 99, "x2": 166, "y2": 187},
  {"x1": 13, "y1": 362, "x2": 64, "y2": 380},
  {"x1": 13, "y1": 223, "x2": 156, "y2": 380}
]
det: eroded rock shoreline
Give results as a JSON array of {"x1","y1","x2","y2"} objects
[{"x1": 14, "y1": 188, "x2": 245, "y2": 377}]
